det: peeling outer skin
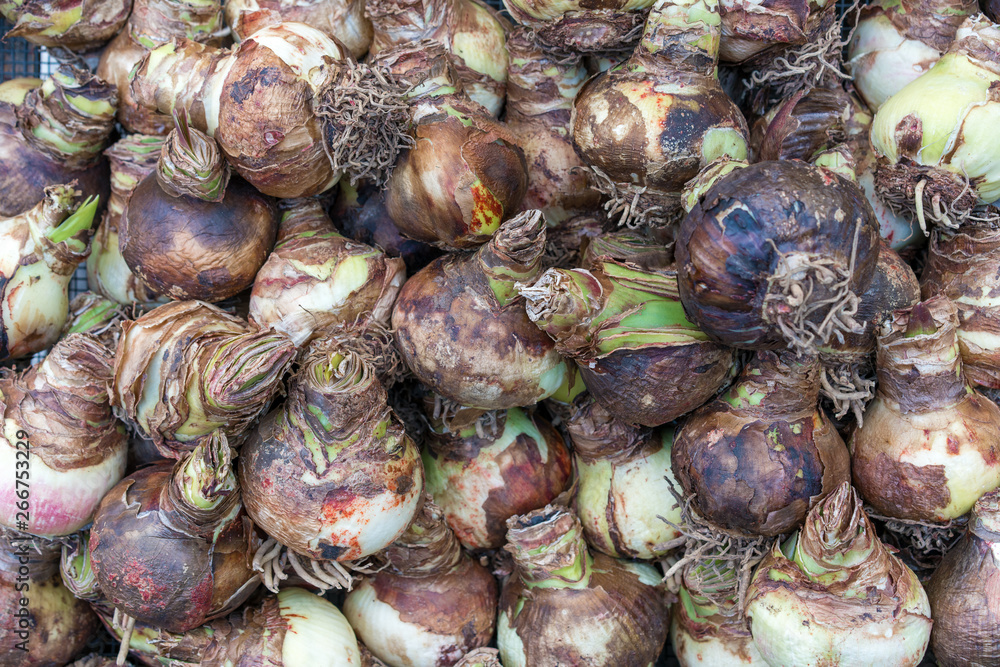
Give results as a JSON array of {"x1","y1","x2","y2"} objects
[
  {"x1": 819, "y1": 240, "x2": 920, "y2": 361},
  {"x1": 0, "y1": 335, "x2": 128, "y2": 537},
  {"x1": 922, "y1": 226, "x2": 1000, "y2": 389},
  {"x1": 505, "y1": 28, "x2": 600, "y2": 224},
  {"x1": 391, "y1": 252, "x2": 568, "y2": 410},
  {"x1": 343, "y1": 556, "x2": 498, "y2": 667},
  {"x1": 239, "y1": 398, "x2": 425, "y2": 560},
  {"x1": 1, "y1": 0, "x2": 132, "y2": 51},
  {"x1": 669, "y1": 589, "x2": 767, "y2": 667},
  {"x1": 924, "y1": 510, "x2": 1000, "y2": 666},
  {"x1": 96, "y1": 0, "x2": 226, "y2": 135},
  {"x1": 111, "y1": 300, "x2": 297, "y2": 457},
  {"x1": 851, "y1": 393, "x2": 1000, "y2": 521},
  {"x1": 498, "y1": 552, "x2": 670, "y2": 667},
  {"x1": 517, "y1": 9, "x2": 650, "y2": 53},
  {"x1": 718, "y1": 0, "x2": 829, "y2": 64},
  {"x1": 0, "y1": 106, "x2": 110, "y2": 218},
  {"x1": 750, "y1": 86, "x2": 850, "y2": 163},
  {"x1": 676, "y1": 161, "x2": 880, "y2": 350},
  {"x1": 577, "y1": 341, "x2": 735, "y2": 428},
  {"x1": 745, "y1": 498, "x2": 932, "y2": 667},
  {"x1": 874, "y1": 159, "x2": 980, "y2": 221},
  {"x1": 88, "y1": 464, "x2": 259, "y2": 634},
  {"x1": 249, "y1": 200, "x2": 406, "y2": 347},
  {"x1": 366, "y1": 0, "x2": 510, "y2": 116},
  {"x1": 121, "y1": 174, "x2": 279, "y2": 302},
  {"x1": 573, "y1": 428, "x2": 682, "y2": 559},
  {"x1": 385, "y1": 114, "x2": 528, "y2": 250},
  {"x1": 573, "y1": 68, "x2": 750, "y2": 194},
  {"x1": 0, "y1": 574, "x2": 98, "y2": 665},
  {"x1": 225, "y1": 0, "x2": 374, "y2": 59},
  {"x1": 201, "y1": 595, "x2": 288, "y2": 667},
  {"x1": 422, "y1": 409, "x2": 572, "y2": 550},
  {"x1": 671, "y1": 352, "x2": 852, "y2": 537}
]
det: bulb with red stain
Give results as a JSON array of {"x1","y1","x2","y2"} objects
[
  {"x1": 376, "y1": 42, "x2": 527, "y2": 250},
  {"x1": 88, "y1": 431, "x2": 260, "y2": 633},
  {"x1": 852, "y1": 296, "x2": 1000, "y2": 522},
  {"x1": 239, "y1": 337, "x2": 424, "y2": 562}
]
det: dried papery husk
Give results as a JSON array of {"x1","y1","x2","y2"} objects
[
  {"x1": 423, "y1": 404, "x2": 572, "y2": 550},
  {"x1": 366, "y1": 0, "x2": 509, "y2": 116},
  {"x1": 851, "y1": 296, "x2": 1000, "y2": 521},
  {"x1": 87, "y1": 134, "x2": 169, "y2": 307},
  {"x1": 670, "y1": 556, "x2": 768, "y2": 666},
  {"x1": 89, "y1": 433, "x2": 259, "y2": 633},
  {"x1": 672, "y1": 350, "x2": 851, "y2": 537},
  {"x1": 249, "y1": 197, "x2": 405, "y2": 346},
  {"x1": 573, "y1": 0, "x2": 750, "y2": 230},
  {"x1": 719, "y1": 0, "x2": 830, "y2": 64},
  {"x1": 745, "y1": 482, "x2": 932, "y2": 666},
  {"x1": 130, "y1": 22, "x2": 412, "y2": 198},
  {"x1": 871, "y1": 17, "x2": 1000, "y2": 231},
  {"x1": 454, "y1": 649, "x2": 501, "y2": 667},
  {"x1": 848, "y1": 0, "x2": 977, "y2": 111},
  {"x1": 520, "y1": 259, "x2": 734, "y2": 427},
  {"x1": 676, "y1": 159, "x2": 880, "y2": 354},
  {"x1": 96, "y1": 0, "x2": 226, "y2": 135},
  {"x1": 121, "y1": 119, "x2": 278, "y2": 303},
  {"x1": 579, "y1": 229, "x2": 674, "y2": 272},
  {"x1": 568, "y1": 397, "x2": 682, "y2": 559},
  {"x1": 0, "y1": 0, "x2": 131, "y2": 51},
  {"x1": 543, "y1": 213, "x2": 603, "y2": 270},
  {"x1": 0, "y1": 334, "x2": 128, "y2": 538},
  {"x1": 749, "y1": 85, "x2": 849, "y2": 163},
  {"x1": 0, "y1": 531, "x2": 98, "y2": 664},
  {"x1": 497, "y1": 506, "x2": 670, "y2": 666},
  {"x1": 504, "y1": 28, "x2": 599, "y2": 224},
  {"x1": 818, "y1": 240, "x2": 921, "y2": 423},
  {"x1": 225, "y1": 0, "x2": 372, "y2": 58},
  {"x1": 0, "y1": 186, "x2": 97, "y2": 362},
  {"x1": 343, "y1": 499, "x2": 498, "y2": 667},
  {"x1": 0, "y1": 65, "x2": 115, "y2": 218},
  {"x1": 360, "y1": 643, "x2": 390, "y2": 667},
  {"x1": 111, "y1": 300, "x2": 297, "y2": 458},
  {"x1": 392, "y1": 210, "x2": 571, "y2": 410},
  {"x1": 921, "y1": 224, "x2": 1000, "y2": 389},
  {"x1": 924, "y1": 490, "x2": 1000, "y2": 665},
  {"x1": 331, "y1": 179, "x2": 442, "y2": 276},
  {"x1": 842, "y1": 92, "x2": 924, "y2": 251},
  {"x1": 502, "y1": 0, "x2": 649, "y2": 52},
  {"x1": 375, "y1": 43, "x2": 528, "y2": 251},
  {"x1": 239, "y1": 339, "x2": 424, "y2": 562}
]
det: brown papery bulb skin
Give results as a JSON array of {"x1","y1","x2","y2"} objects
[
  {"x1": 1, "y1": 0, "x2": 132, "y2": 51},
  {"x1": 925, "y1": 490, "x2": 1000, "y2": 666},
  {"x1": 392, "y1": 210, "x2": 569, "y2": 410},
  {"x1": 676, "y1": 160, "x2": 880, "y2": 352},
  {"x1": 0, "y1": 67, "x2": 114, "y2": 218},
  {"x1": 922, "y1": 225, "x2": 1000, "y2": 389},
  {"x1": 224, "y1": 0, "x2": 373, "y2": 58},
  {"x1": 343, "y1": 501, "x2": 498, "y2": 667},
  {"x1": 750, "y1": 86, "x2": 850, "y2": 163},
  {"x1": 0, "y1": 535, "x2": 98, "y2": 665},
  {"x1": 121, "y1": 173, "x2": 278, "y2": 302},
  {"x1": 89, "y1": 438, "x2": 259, "y2": 633},
  {"x1": 422, "y1": 407, "x2": 572, "y2": 550},
  {"x1": 96, "y1": 0, "x2": 226, "y2": 135},
  {"x1": 672, "y1": 351, "x2": 851, "y2": 537},
  {"x1": 718, "y1": 0, "x2": 831, "y2": 64},
  {"x1": 504, "y1": 28, "x2": 599, "y2": 224},
  {"x1": 851, "y1": 296, "x2": 1000, "y2": 522}
]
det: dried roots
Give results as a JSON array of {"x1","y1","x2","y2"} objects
[
  {"x1": 251, "y1": 537, "x2": 383, "y2": 593},
  {"x1": 747, "y1": 0, "x2": 861, "y2": 112},
  {"x1": 585, "y1": 166, "x2": 682, "y2": 231},
  {"x1": 657, "y1": 484, "x2": 773, "y2": 611},
  {"x1": 111, "y1": 608, "x2": 136, "y2": 666},
  {"x1": 763, "y1": 223, "x2": 864, "y2": 356},
  {"x1": 820, "y1": 359, "x2": 875, "y2": 425},
  {"x1": 317, "y1": 58, "x2": 415, "y2": 187},
  {"x1": 865, "y1": 508, "x2": 967, "y2": 579}
]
